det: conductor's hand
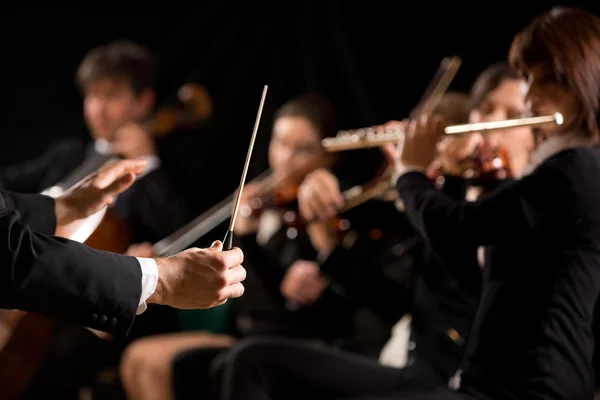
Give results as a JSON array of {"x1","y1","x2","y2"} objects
[
  {"x1": 54, "y1": 159, "x2": 147, "y2": 226},
  {"x1": 149, "y1": 240, "x2": 246, "y2": 309}
]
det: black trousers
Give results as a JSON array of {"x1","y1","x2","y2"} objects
[
  {"x1": 212, "y1": 336, "x2": 486, "y2": 400},
  {"x1": 172, "y1": 346, "x2": 230, "y2": 400}
]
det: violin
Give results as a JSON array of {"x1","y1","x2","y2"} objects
[
  {"x1": 428, "y1": 143, "x2": 511, "y2": 188},
  {"x1": 270, "y1": 163, "x2": 395, "y2": 241},
  {"x1": 0, "y1": 83, "x2": 213, "y2": 400},
  {"x1": 151, "y1": 159, "x2": 395, "y2": 259},
  {"x1": 151, "y1": 160, "x2": 323, "y2": 257}
]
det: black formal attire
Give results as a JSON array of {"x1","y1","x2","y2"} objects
[
  {"x1": 1, "y1": 136, "x2": 187, "y2": 398},
  {"x1": 215, "y1": 176, "x2": 483, "y2": 400},
  {"x1": 0, "y1": 190, "x2": 142, "y2": 334},
  {"x1": 368, "y1": 146, "x2": 600, "y2": 400},
  {"x1": 171, "y1": 214, "x2": 359, "y2": 400}
]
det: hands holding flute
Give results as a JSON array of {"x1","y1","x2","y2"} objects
[{"x1": 381, "y1": 115, "x2": 448, "y2": 175}]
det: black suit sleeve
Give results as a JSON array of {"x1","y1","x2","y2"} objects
[
  {"x1": 319, "y1": 232, "x2": 418, "y2": 326},
  {"x1": 1, "y1": 191, "x2": 56, "y2": 234},
  {"x1": 1, "y1": 192, "x2": 142, "y2": 336},
  {"x1": 438, "y1": 174, "x2": 469, "y2": 200},
  {"x1": 395, "y1": 155, "x2": 577, "y2": 248}
]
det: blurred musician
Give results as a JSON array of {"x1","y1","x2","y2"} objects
[
  {"x1": 436, "y1": 63, "x2": 534, "y2": 186},
  {"x1": 210, "y1": 89, "x2": 507, "y2": 400},
  {"x1": 7, "y1": 40, "x2": 189, "y2": 399},
  {"x1": 378, "y1": 7, "x2": 599, "y2": 400},
  {"x1": 120, "y1": 94, "x2": 375, "y2": 400},
  {"x1": 1, "y1": 40, "x2": 188, "y2": 245}
]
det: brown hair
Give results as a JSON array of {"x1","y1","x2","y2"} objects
[
  {"x1": 433, "y1": 91, "x2": 470, "y2": 125},
  {"x1": 274, "y1": 93, "x2": 339, "y2": 140},
  {"x1": 509, "y1": 7, "x2": 600, "y2": 138},
  {"x1": 76, "y1": 40, "x2": 156, "y2": 95},
  {"x1": 468, "y1": 62, "x2": 520, "y2": 112}
]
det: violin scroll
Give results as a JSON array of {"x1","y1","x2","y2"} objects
[{"x1": 150, "y1": 83, "x2": 213, "y2": 137}]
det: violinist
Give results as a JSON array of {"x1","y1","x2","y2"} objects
[
  {"x1": 7, "y1": 40, "x2": 189, "y2": 399},
  {"x1": 212, "y1": 54, "x2": 572, "y2": 399},
  {"x1": 211, "y1": 91, "x2": 490, "y2": 400},
  {"x1": 119, "y1": 94, "x2": 361, "y2": 400},
  {"x1": 434, "y1": 62, "x2": 535, "y2": 198},
  {"x1": 1, "y1": 40, "x2": 188, "y2": 245}
]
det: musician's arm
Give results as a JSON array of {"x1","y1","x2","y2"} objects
[
  {"x1": 0, "y1": 207, "x2": 143, "y2": 335},
  {"x1": 0, "y1": 190, "x2": 57, "y2": 234},
  {"x1": 0, "y1": 191, "x2": 158, "y2": 334},
  {"x1": 439, "y1": 174, "x2": 469, "y2": 200},
  {"x1": 394, "y1": 156, "x2": 575, "y2": 248},
  {"x1": 319, "y1": 232, "x2": 416, "y2": 325}
]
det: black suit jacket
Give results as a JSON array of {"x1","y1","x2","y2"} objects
[
  {"x1": 396, "y1": 147, "x2": 600, "y2": 400},
  {"x1": 0, "y1": 190, "x2": 142, "y2": 335},
  {"x1": 323, "y1": 175, "x2": 482, "y2": 380},
  {"x1": 0, "y1": 137, "x2": 188, "y2": 243}
]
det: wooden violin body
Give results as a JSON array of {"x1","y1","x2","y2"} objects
[
  {"x1": 429, "y1": 144, "x2": 511, "y2": 187},
  {"x1": 247, "y1": 162, "x2": 395, "y2": 242}
]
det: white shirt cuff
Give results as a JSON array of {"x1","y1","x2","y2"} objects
[
  {"x1": 135, "y1": 257, "x2": 159, "y2": 315},
  {"x1": 137, "y1": 155, "x2": 161, "y2": 179}
]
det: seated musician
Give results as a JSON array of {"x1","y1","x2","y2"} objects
[
  {"x1": 120, "y1": 94, "x2": 392, "y2": 400},
  {"x1": 0, "y1": 39, "x2": 189, "y2": 245},
  {"x1": 210, "y1": 61, "x2": 538, "y2": 400},
  {"x1": 3, "y1": 40, "x2": 190, "y2": 399},
  {"x1": 376, "y1": 8, "x2": 599, "y2": 400}
]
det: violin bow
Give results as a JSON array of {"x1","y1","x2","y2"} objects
[{"x1": 222, "y1": 85, "x2": 269, "y2": 250}]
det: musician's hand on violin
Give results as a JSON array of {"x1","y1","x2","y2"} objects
[
  {"x1": 234, "y1": 182, "x2": 262, "y2": 235},
  {"x1": 54, "y1": 159, "x2": 146, "y2": 227},
  {"x1": 298, "y1": 168, "x2": 344, "y2": 222},
  {"x1": 112, "y1": 123, "x2": 157, "y2": 159},
  {"x1": 280, "y1": 260, "x2": 328, "y2": 306},
  {"x1": 307, "y1": 222, "x2": 338, "y2": 257},
  {"x1": 148, "y1": 240, "x2": 246, "y2": 309},
  {"x1": 126, "y1": 242, "x2": 156, "y2": 258},
  {"x1": 437, "y1": 134, "x2": 483, "y2": 176}
]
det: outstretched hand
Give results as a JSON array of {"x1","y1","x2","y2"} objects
[{"x1": 54, "y1": 159, "x2": 146, "y2": 226}]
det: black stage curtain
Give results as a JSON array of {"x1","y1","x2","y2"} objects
[{"x1": 8, "y1": 2, "x2": 598, "y2": 223}]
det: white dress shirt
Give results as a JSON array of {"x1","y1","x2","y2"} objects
[
  {"x1": 94, "y1": 139, "x2": 162, "y2": 177},
  {"x1": 135, "y1": 258, "x2": 159, "y2": 314}
]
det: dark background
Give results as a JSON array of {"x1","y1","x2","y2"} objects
[{"x1": 8, "y1": 2, "x2": 599, "y2": 218}]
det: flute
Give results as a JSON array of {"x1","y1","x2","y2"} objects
[{"x1": 321, "y1": 113, "x2": 563, "y2": 152}]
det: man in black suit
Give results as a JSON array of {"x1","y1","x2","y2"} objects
[
  {"x1": 1, "y1": 39, "x2": 188, "y2": 247},
  {"x1": 2, "y1": 40, "x2": 194, "y2": 397},
  {"x1": 1, "y1": 159, "x2": 246, "y2": 330},
  {"x1": 0, "y1": 159, "x2": 245, "y2": 399}
]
